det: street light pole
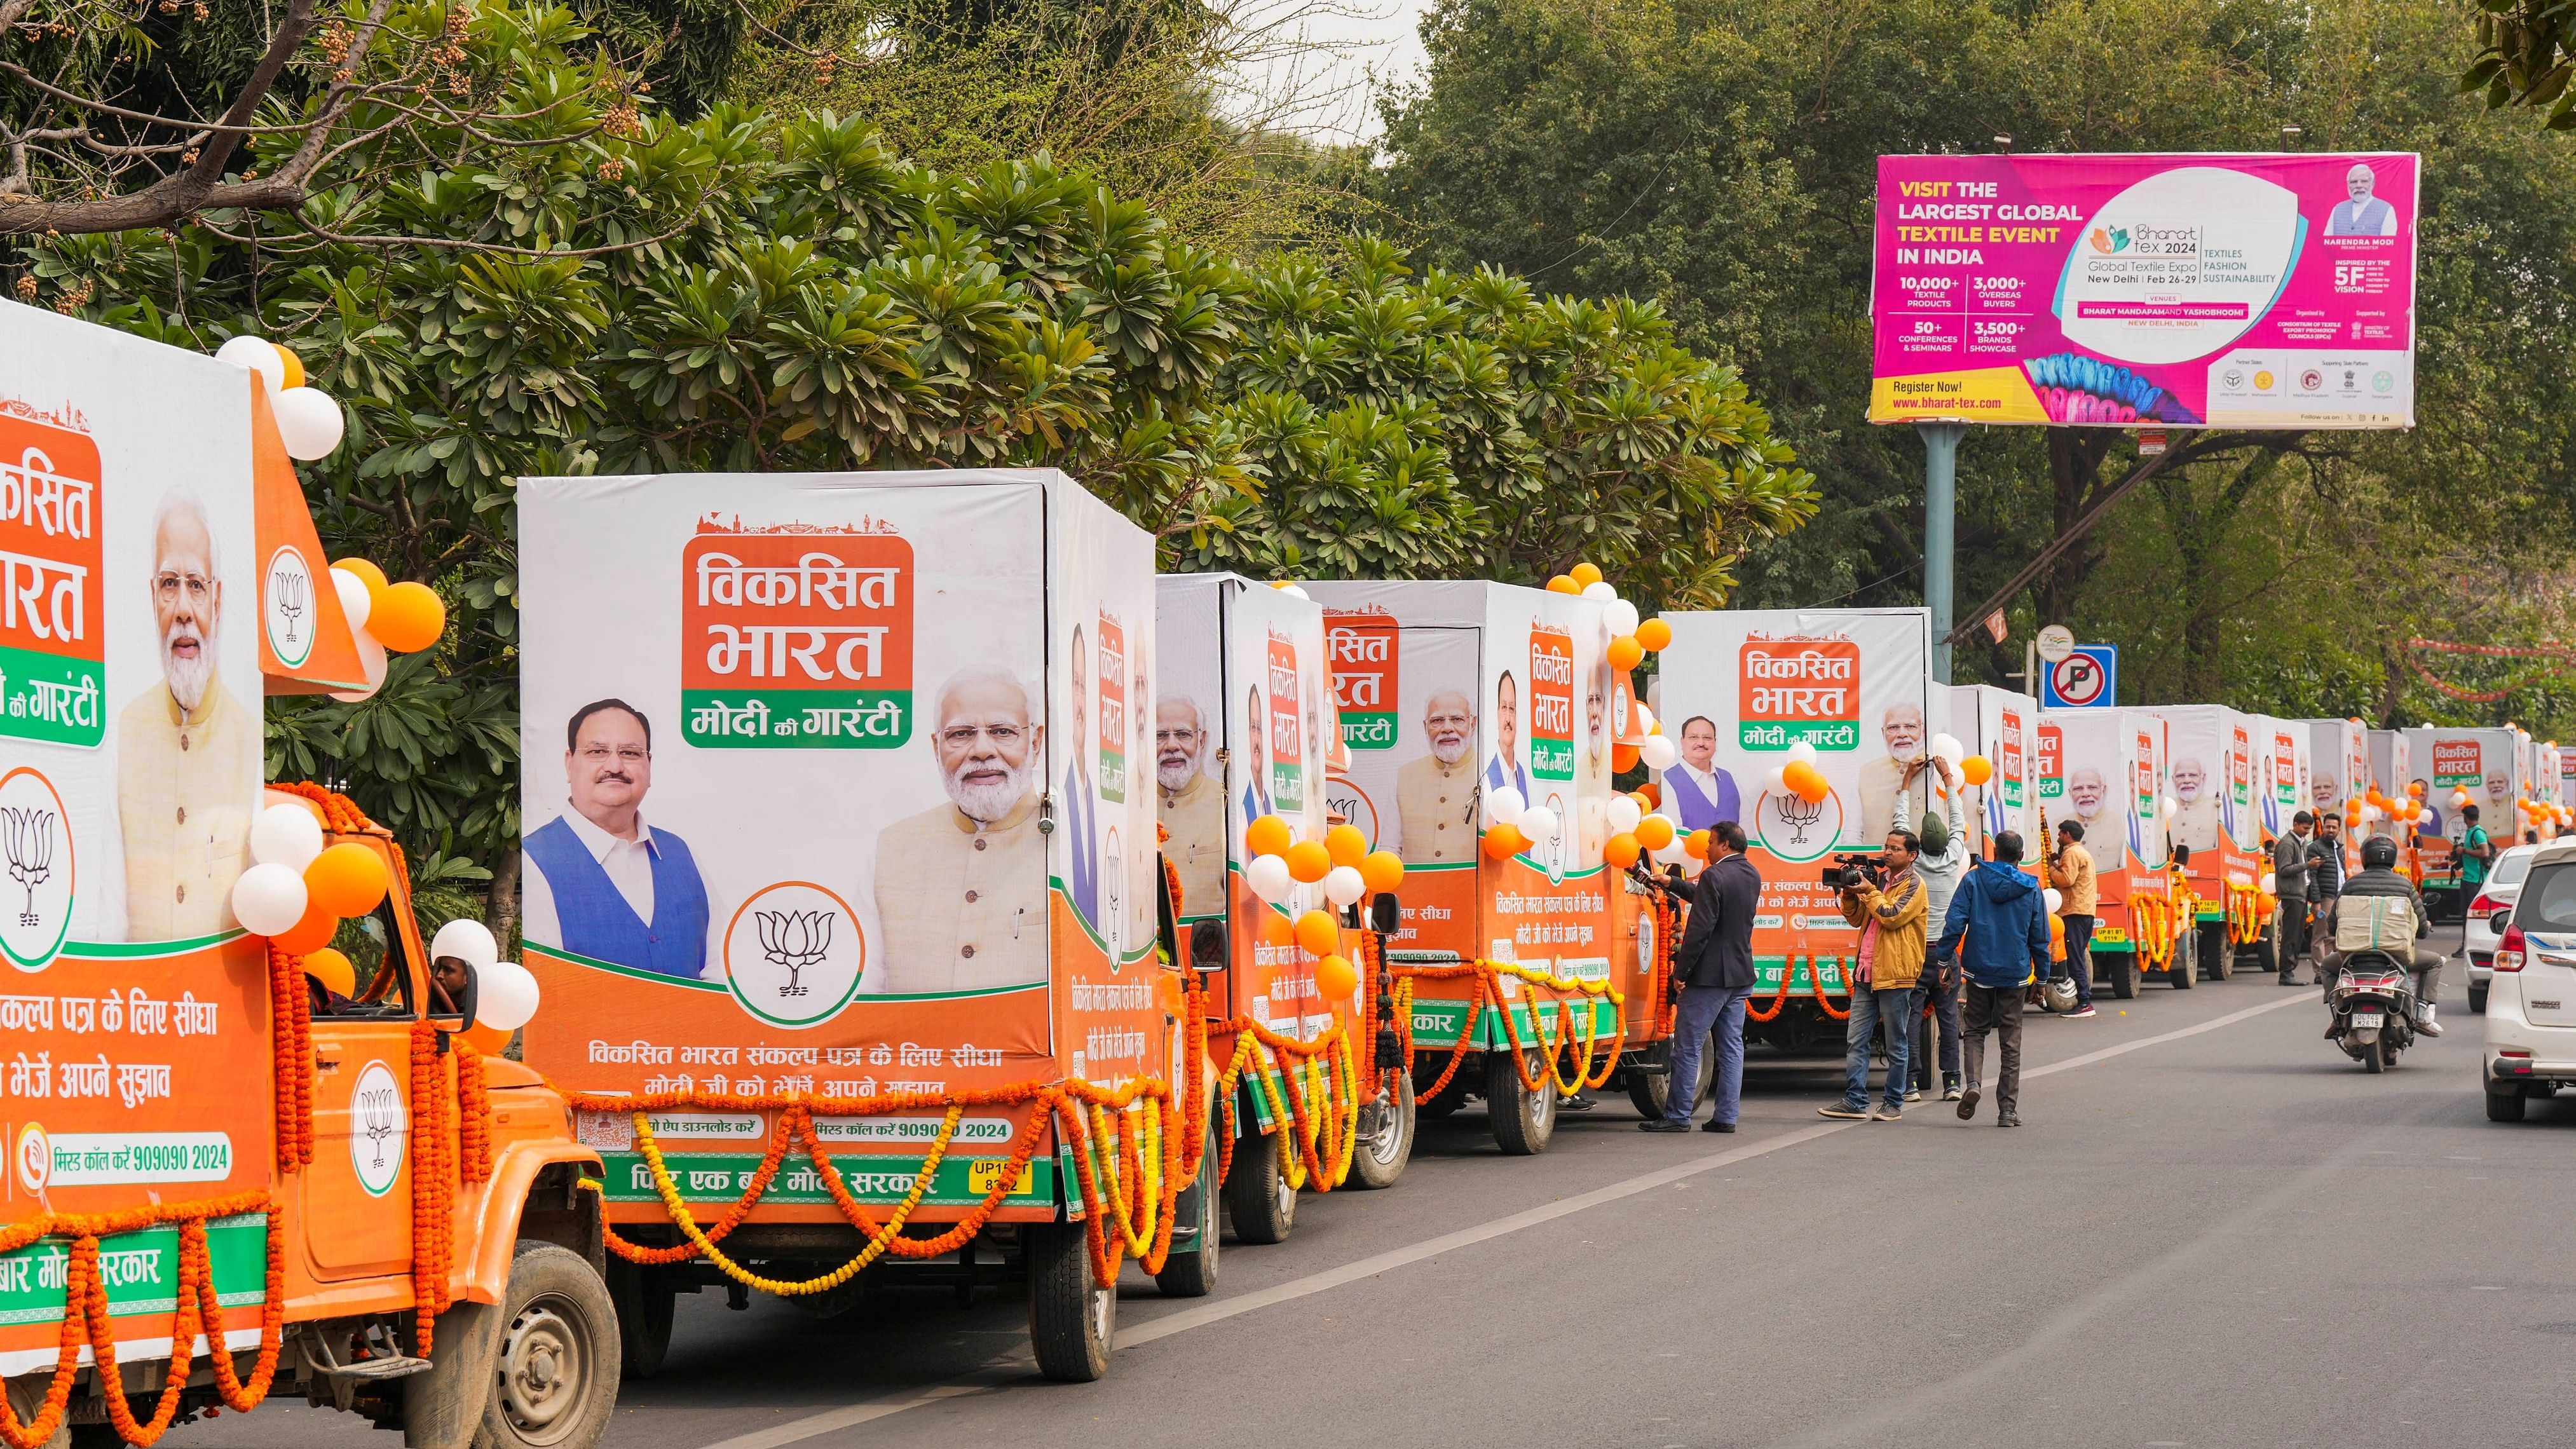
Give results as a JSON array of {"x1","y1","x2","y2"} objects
[{"x1": 1918, "y1": 421, "x2": 1966, "y2": 684}]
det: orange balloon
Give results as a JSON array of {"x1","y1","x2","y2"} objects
[
  {"x1": 1325, "y1": 823, "x2": 1370, "y2": 869},
  {"x1": 304, "y1": 841, "x2": 389, "y2": 918},
  {"x1": 303, "y1": 946, "x2": 357, "y2": 999},
  {"x1": 1569, "y1": 562, "x2": 1603, "y2": 587},
  {"x1": 275, "y1": 901, "x2": 339, "y2": 955},
  {"x1": 1605, "y1": 833, "x2": 1642, "y2": 867},
  {"x1": 2406, "y1": 780, "x2": 2425, "y2": 798},
  {"x1": 331, "y1": 556, "x2": 388, "y2": 597},
  {"x1": 1482, "y1": 824, "x2": 1526, "y2": 860},
  {"x1": 1285, "y1": 840, "x2": 1333, "y2": 883},
  {"x1": 1961, "y1": 754, "x2": 1994, "y2": 786},
  {"x1": 1783, "y1": 759, "x2": 1829, "y2": 803},
  {"x1": 1293, "y1": 909, "x2": 1340, "y2": 957},
  {"x1": 1635, "y1": 814, "x2": 1675, "y2": 850},
  {"x1": 460, "y1": 1021, "x2": 515, "y2": 1056},
  {"x1": 1546, "y1": 575, "x2": 1579, "y2": 594},
  {"x1": 1612, "y1": 743, "x2": 1640, "y2": 772},
  {"x1": 2365, "y1": 787, "x2": 2387, "y2": 808},
  {"x1": 1635, "y1": 783, "x2": 1660, "y2": 808},
  {"x1": 1360, "y1": 850, "x2": 1405, "y2": 894},
  {"x1": 1607, "y1": 636, "x2": 1644, "y2": 671},
  {"x1": 1686, "y1": 829, "x2": 1712, "y2": 861},
  {"x1": 1314, "y1": 953, "x2": 1358, "y2": 1001},
  {"x1": 1245, "y1": 814, "x2": 1293, "y2": 859},
  {"x1": 371, "y1": 581, "x2": 446, "y2": 653},
  {"x1": 271, "y1": 343, "x2": 307, "y2": 391},
  {"x1": 1635, "y1": 618, "x2": 1672, "y2": 652}
]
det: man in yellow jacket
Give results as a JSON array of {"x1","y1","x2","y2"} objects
[{"x1": 1820, "y1": 831, "x2": 1929, "y2": 1122}]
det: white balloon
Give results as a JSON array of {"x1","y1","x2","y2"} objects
[
  {"x1": 1322, "y1": 866, "x2": 1366, "y2": 907},
  {"x1": 475, "y1": 959, "x2": 542, "y2": 1031},
  {"x1": 1787, "y1": 740, "x2": 1819, "y2": 766},
  {"x1": 1279, "y1": 584, "x2": 1311, "y2": 601},
  {"x1": 2360, "y1": 804, "x2": 2380, "y2": 824},
  {"x1": 1602, "y1": 600, "x2": 1640, "y2": 636},
  {"x1": 2043, "y1": 888, "x2": 2063, "y2": 913},
  {"x1": 2259, "y1": 873, "x2": 2278, "y2": 894},
  {"x1": 1580, "y1": 581, "x2": 1617, "y2": 602},
  {"x1": 1650, "y1": 837, "x2": 1692, "y2": 866},
  {"x1": 2160, "y1": 795, "x2": 2178, "y2": 819},
  {"x1": 1930, "y1": 733, "x2": 1964, "y2": 765},
  {"x1": 215, "y1": 334, "x2": 284, "y2": 392},
  {"x1": 431, "y1": 918, "x2": 501, "y2": 970},
  {"x1": 231, "y1": 863, "x2": 310, "y2": 937},
  {"x1": 330, "y1": 566, "x2": 374, "y2": 630},
  {"x1": 1639, "y1": 735, "x2": 1677, "y2": 771},
  {"x1": 1766, "y1": 764, "x2": 1789, "y2": 794},
  {"x1": 273, "y1": 385, "x2": 346, "y2": 461},
  {"x1": 327, "y1": 627, "x2": 388, "y2": 704},
  {"x1": 1518, "y1": 805, "x2": 1558, "y2": 843},
  {"x1": 249, "y1": 803, "x2": 326, "y2": 871},
  {"x1": 1485, "y1": 786, "x2": 1527, "y2": 824},
  {"x1": 1605, "y1": 795, "x2": 1643, "y2": 836},
  {"x1": 1246, "y1": 852, "x2": 1295, "y2": 904},
  {"x1": 1635, "y1": 704, "x2": 1656, "y2": 737}
]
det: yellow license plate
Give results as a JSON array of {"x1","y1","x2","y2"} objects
[{"x1": 969, "y1": 1159, "x2": 1033, "y2": 1195}]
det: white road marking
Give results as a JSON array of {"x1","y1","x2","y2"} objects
[{"x1": 695, "y1": 989, "x2": 2311, "y2": 1448}]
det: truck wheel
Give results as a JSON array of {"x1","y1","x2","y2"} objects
[
  {"x1": 1026, "y1": 1223, "x2": 1114, "y2": 1382},
  {"x1": 1222, "y1": 1121, "x2": 1295, "y2": 1245},
  {"x1": 6, "y1": 1378, "x2": 67, "y2": 1449},
  {"x1": 2486, "y1": 1085, "x2": 2528, "y2": 1122},
  {"x1": 1623, "y1": 1044, "x2": 1713, "y2": 1121},
  {"x1": 2199, "y1": 922, "x2": 2232, "y2": 981},
  {"x1": 483, "y1": 1241, "x2": 621, "y2": 1449},
  {"x1": 1346, "y1": 1072, "x2": 1415, "y2": 1190},
  {"x1": 2252, "y1": 930, "x2": 2277, "y2": 979},
  {"x1": 1152, "y1": 1129, "x2": 1221, "y2": 1296},
  {"x1": 1486, "y1": 1049, "x2": 1555, "y2": 1156},
  {"x1": 605, "y1": 1258, "x2": 676, "y2": 1380},
  {"x1": 2106, "y1": 955, "x2": 2137, "y2": 1000}
]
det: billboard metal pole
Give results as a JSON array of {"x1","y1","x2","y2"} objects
[{"x1": 1919, "y1": 421, "x2": 1965, "y2": 684}]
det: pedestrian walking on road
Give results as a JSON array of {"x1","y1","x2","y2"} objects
[
  {"x1": 2048, "y1": 820, "x2": 2099, "y2": 1017},
  {"x1": 1907, "y1": 765, "x2": 1970, "y2": 1099},
  {"x1": 2273, "y1": 810, "x2": 2315, "y2": 984},
  {"x1": 1640, "y1": 821, "x2": 1759, "y2": 1135},
  {"x1": 1937, "y1": 829, "x2": 2052, "y2": 1128},
  {"x1": 1820, "y1": 833, "x2": 1928, "y2": 1122}
]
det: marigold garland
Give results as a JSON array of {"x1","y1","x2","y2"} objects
[
  {"x1": 409, "y1": 1023, "x2": 456, "y2": 1357},
  {"x1": 455, "y1": 1042, "x2": 494, "y2": 1186},
  {"x1": 1387, "y1": 958, "x2": 1623, "y2": 1099},
  {"x1": 266, "y1": 942, "x2": 315, "y2": 1173}
]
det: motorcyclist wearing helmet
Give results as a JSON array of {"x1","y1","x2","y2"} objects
[{"x1": 2315, "y1": 836, "x2": 2444, "y2": 1037}]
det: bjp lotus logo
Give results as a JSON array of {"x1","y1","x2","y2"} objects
[
  {"x1": 723, "y1": 882, "x2": 864, "y2": 1028},
  {"x1": 2089, "y1": 226, "x2": 2130, "y2": 254},
  {"x1": 755, "y1": 908, "x2": 834, "y2": 998}
]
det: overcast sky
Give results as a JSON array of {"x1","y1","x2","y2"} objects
[{"x1": 1233, "y1": 0, "x2": 1432, "y2": 142}]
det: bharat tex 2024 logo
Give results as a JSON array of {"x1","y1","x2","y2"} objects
[{"x1": 681, "y1": 522, "x2": 914, "y2": 750}]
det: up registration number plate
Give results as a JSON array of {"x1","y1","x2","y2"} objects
[{"x1": 2348, "y1": 1012, "x2": 2384, "y2": 1028}]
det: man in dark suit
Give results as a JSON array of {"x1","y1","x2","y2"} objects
[{"x1": 1642, "y1": 820, "x2": 1761, "y2": 1134}]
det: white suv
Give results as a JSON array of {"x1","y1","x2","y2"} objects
[
  {"x1": 2483, "y1": 840, "x2": 2576, "y2": 1122},
  {"x1": 2464, "y1": 844, "x2": 2540, "y2": 1014}
]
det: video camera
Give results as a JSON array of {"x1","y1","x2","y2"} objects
[{"x1": 1819, "y1": 852, "x2": 1884, "y2": 892}]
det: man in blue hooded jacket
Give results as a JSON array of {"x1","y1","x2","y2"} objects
[{"x1": 1933, "y1": 829, "x2": 2052, "y2": 1127}]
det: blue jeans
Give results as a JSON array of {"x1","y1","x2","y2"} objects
[
  {"x1": 1663, "y1": 984, "x2": 1750, "y2": 1126},
  {"x1": 1839, "y1": 986, "x2": 1914, "y2": 1112}
]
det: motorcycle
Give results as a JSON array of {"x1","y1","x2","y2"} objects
[{"x1": 2327, "y1": 953, "x2": 2416, "y2": 1073}]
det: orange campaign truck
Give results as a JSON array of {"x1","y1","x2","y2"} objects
[
  {"x1": 1154, "y1": 573, "x2": 1398, "y2": 1250},
  {"x1": 0, "y1": 301, "x2": 617, "y2": 1448},
  {"x1": 2149, "y1": 706, "x2": 2270, "y2": 982},
  {"x1": 1302, "y1": 580, "x2": 1660, "y2": 1151},
  {"x1": 516, "y1": 468, "x2": 1208, "y2": 1383},
  {"x1": 2034, "y1": 707, "x2": 2181, "y2": 998}
]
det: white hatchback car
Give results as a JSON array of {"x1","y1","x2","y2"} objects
[
  {"x1": 2464, "y1": 843, "x2": 2541, "y2": 1014},
  {"x1": 2483, "y1": 840, "x2": 2576, "y2": 1121}
]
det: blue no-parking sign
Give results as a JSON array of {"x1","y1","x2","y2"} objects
[{"x1": 2040, "y1": 644, "x2": 2118, "y2": 709}]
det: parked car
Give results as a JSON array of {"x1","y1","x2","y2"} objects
[
  {"x1": 2463, "y1": 844, "x2": 2540, "y2": 1013},
  {"x1": 2482, "y1": 840, "x2": 2576, "y2": 1122}
]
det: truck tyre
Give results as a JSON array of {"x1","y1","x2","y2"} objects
[
  {"x1": 2106, "y1": 955, "x2": 2137, "y2": 1000},
  {"x1": 1222, "y1": 1120, "x2": 1295, "y2": 1244},
  {"x1": 1026, "y1": 1222, "x2": 1114, "y2": 1382},
  {"x1": 605, "y1": 1258, "x2": 676, "y2": 1380},
  {"x1": 2199, "y1": 921, "x2": 2232, "y2": 981},
  {"x1": 2486, "y1": 1085, "x2": 2527, "y2": 1122},
  {"x1": 1346, "y1": 1071, "x2": 1415, "y2": 1190},
  {"x1": 2252, "y1": 930, "x2": 2277, "y2": 979},
  {"x1": 1624, "y1": 1043, "x2": 1713, "y2": 1121},
  {"x1": 6, "y1": 1377, "x2": 68, "y2": 1449},
  {"x1": 1152, "y1": 1129, "x2": 1221, "y2": 1296},
  {"x1": 1486, "y1": 1048, "x2": 1555, "y2": 1156},
  {"x1": 481, "y1": 1241, "x2": 620, "y2": 1449}
]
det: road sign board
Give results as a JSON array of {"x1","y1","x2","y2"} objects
[
  {"x1": 2041, "y1": 644, "x2": 2117, "y2": 709},
  {"x1": 2036, "y1": 624, "x2": 2076, "y2": 663}
]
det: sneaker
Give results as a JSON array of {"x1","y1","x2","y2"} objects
[
  {"x1": 2417, "y1": 1014, "x2": 2444, "y2": 1038},
  {"x1": 1818, "y1": 1103, "x2": 1869, "y2": 1120},
  {"x1": 1996, "y1": 1109, "x2": 2021, "y2": 1127},
  {"x1": 1941, "y1": 1080, "x2": 1963, "y2": 1102},
  {"x1": 1701, "y1": 1120, "x2": 1736, "y2": 1134},
  {"x1": 2066, "y1": 1005, "x2": 2097, "y2": 1019},
  {"x1": 1560, "y1": 1092, "x2": 1597, "y2": 1111},
  {"x1": 1637, "y1": 1119, "x2": 1691, "y2": 1133},
  {"x1": 1956, "y1": 1084, "x2": 1981, "y2": 1120},
  {"x1": 1871, "y1": 1105, "x2": 1903, "y2": 1122},
  {"x1": 1904, "y1": 1089, "x2": 1924, "y2": 1103}
]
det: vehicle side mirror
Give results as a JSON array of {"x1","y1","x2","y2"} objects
[
  {"x1": 2492, "y1": 911, "x2": 2512, "y2": 935},
  {"x1": 1370, "y1": 892, "x2": 1400, "y2": 935},
  {"x1": 1187, "y1": 918, "x2": 1227, "y2": 975}
]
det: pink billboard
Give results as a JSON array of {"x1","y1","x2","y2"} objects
[{"x1": 1869, "y1": 153, "x2": 2417, "y2": 430}]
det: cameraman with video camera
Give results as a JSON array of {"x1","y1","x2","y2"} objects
[{"x1": 1816, "y1": 833, "x2": 1928, "y2": 1122}]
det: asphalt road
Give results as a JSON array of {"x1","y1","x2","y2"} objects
[{"x1": 177, "y1": 922, "x2": 2576, "y2": 1449}]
